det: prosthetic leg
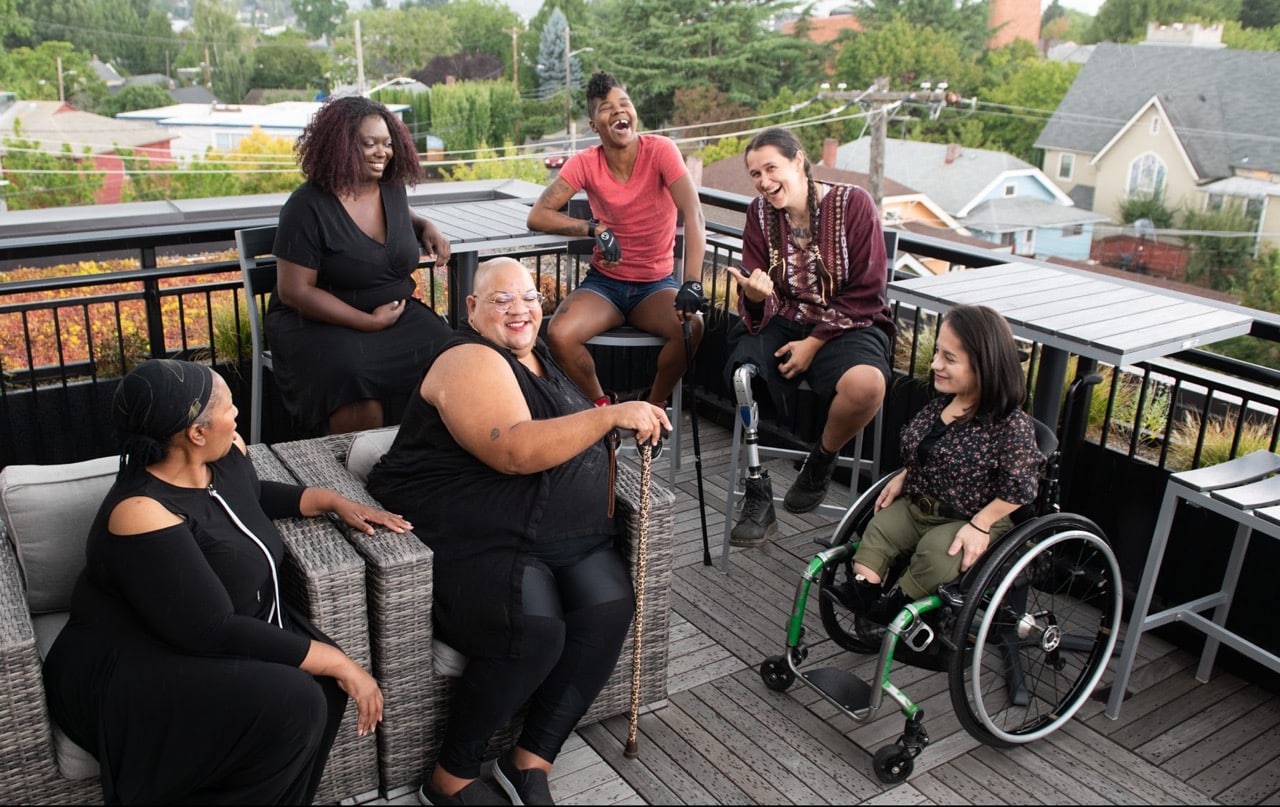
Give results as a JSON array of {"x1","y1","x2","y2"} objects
[{"x1": 729, "y1": 363, "x2": 777, "y2": 547}]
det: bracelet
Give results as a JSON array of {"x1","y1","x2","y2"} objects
[
  {"x1": 967, "y1": 521, "x2": 990, "y2": 534},
  {"x1": 587, "y1": 218, "x2": 598, "y2": 238}
]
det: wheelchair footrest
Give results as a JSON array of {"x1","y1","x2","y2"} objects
[{"x1": 802, "y1": 667, "x2": 873, "y2": 712}]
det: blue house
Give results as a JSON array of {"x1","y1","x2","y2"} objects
[{"x1": 832, "y1": 138, "x2": 1108, "y2": 261}]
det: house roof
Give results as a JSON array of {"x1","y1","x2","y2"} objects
[
  {"x1": 700, "y1": 153, "x2": 916, "y2": 200},
  {"x1": 963, "y1": 197, "x2": 1110, "y2": 231},
  {"x1": 0, "y1": 100, "x2": 171, "y2": 154},
  {"x1": 1034, "y1": 42, "x2": 1280, "y2": 177},
  {"x1": 832, "y1": 138, "x2": 1053, "y2": 214}
]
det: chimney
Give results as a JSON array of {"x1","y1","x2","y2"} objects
[
  {"x1": 945, "y1": 143, "x2": 962, "y2": 164},
  {"x1": 822, "y1": 137, "x2": 838, "y2": 168}
]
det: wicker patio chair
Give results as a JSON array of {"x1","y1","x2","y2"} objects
[
  {"x1": 0, "y1": 446, "x2": 380, "y2": 805},
  {"x1": 268, "y1": 428, "x2": 675, "y2": 799}
]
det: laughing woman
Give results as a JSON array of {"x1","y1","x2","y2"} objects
[{"x1": 267, "y1": 95, "x2": 453, "y2": 436}]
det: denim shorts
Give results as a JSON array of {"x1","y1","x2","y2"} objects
[{"x1": 577, "y1": 267, "x2": 679, "y2": 318}]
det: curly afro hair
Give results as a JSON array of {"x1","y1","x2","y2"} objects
[
  {"x1": 293, "y1": 95, "x2": 422, "y2": 197},
  {"x1": 586, "y1": 71, "x2": 623, "y2": 117}
]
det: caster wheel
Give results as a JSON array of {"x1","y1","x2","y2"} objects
[
  {"x1": 872, "y1": 745, "x2": 914, "y2": 784},
  {"x1": 760, "y1": 655, "x2": 795, "y2": 692}
]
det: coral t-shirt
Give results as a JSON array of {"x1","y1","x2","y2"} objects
[{"x1": 558, "y1": 134, "x2": 688, "y2": 283}]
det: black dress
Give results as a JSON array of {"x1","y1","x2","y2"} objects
[
  {"x1": 42, "y1": 448, "x2": 347, "y2": 805},
  {"x1": 367, "y1": 329, "x2": 618, "y2": 660},
  {"x1": 266, "y1": 180, "x2": 452, "y2": 431}
]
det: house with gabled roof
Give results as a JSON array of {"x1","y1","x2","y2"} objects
[
  {"x1": 1035, "y1": 38, "x2": 1280, "y2": 253},
  {"x1": 0, "y1": 97, "x2": 173, "y2": 205},
  {"x1": 831, "y1": 137, "x2": 1107, "y2": 261}
]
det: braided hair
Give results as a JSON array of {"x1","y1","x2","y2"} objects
[{"x1": 744, "y1": 127, "x2": 821, "y2": 286}]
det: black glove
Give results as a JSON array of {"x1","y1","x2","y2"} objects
[{"x1": 595, "y1": 227, "x2": 622, "y2": 263}]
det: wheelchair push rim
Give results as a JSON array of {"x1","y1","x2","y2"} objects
[{"x1": 951, "y1": 523, "x2": 1122, "y2": 745}]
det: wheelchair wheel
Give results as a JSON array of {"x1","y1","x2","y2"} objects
[
  {"x1": 760, "y1": 655, "x2": 796, "y2": 691},
  {"x1": 948, "y1": 515, "x2": 1121, "y2": 746},
  {"x1": 818, "y1": 560, "x2": 881, "y2": 655}
]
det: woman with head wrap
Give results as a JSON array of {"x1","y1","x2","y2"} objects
[{"x1": 41, "y1": 359, "x2": 409, "y2": 804}]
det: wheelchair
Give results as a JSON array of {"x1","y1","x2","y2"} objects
[{"x1": 756, "y1": 403, "x2": 1123, "y2": 786}]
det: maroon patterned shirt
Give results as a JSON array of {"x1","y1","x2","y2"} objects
[{"x1": 738, "y1": 182, "x2": 893, "y2": 343}]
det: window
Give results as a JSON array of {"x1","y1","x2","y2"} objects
[
  {"x1": 1127, "y1": 153, "x2": 1167, "y2": 197},
  {"x1": 1150, "y1": 117, "x2": 1161, "y2": 135},
  {"x1": 214, "y1": 131, "x2": 246, "y2": 151},
  {"x1": 1246, "y1": 197, "x2": 1263, "y2": 222},
  {"x1": 1003, "y1": 183, "x2": 1016, "y2": 197},
  {"x1": 1207, "y1": 193, "x2": 1224, "y2": 211},
  {"x1": 1058, "y1": 153, "x2": 1075, "y2": 181},
  {"x1": 1061, "y1": 224, "x2": 1084, "y2": 237},
  {"x1": 999, "y1": 231, "x2": 1016, "y2": 246}
]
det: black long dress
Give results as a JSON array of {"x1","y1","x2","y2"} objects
[
  {"x1": 266, "y1": 180, "x2": 452, "y2": 431},
  {"x1": 42, "y1": 447, "x2": 347, "y2": 805}
]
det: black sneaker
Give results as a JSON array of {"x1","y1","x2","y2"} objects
[
  {"x1": 417, "y1": 778, "x2": 507, "y2": 806},
  {"x1": 729, "y1": 473, "x2": 777, "y2": 547},
  {"x1": 783, "y1": 444, "x2": 838, "y2": 514},
  {"x1": 493, "y1": 752, "x2": 555, "y2": 806}
]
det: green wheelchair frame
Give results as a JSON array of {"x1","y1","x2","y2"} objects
[{"x1": 759, "y1": 419, "x2": 1123, "y2": 785}]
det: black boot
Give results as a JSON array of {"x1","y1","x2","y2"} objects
[
  {"x1": 730, "y1": 473, "x2": 777, "y2": 547},
  {"x1": 865, "y1": 586, "x2": 912, "y2": 626},
  {"x1": 784, "y1": 444, "x2": 839, "y2": 514},
  {"x1": 822, "y1": 574, "x2": 883, "y2": 613}
]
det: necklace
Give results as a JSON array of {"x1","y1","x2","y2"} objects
[{"x1": 786, "y1": 213, "x2": 812, "y2": 240}]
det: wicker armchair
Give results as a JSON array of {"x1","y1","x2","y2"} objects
[
  {"x1": 268, "y1": 429, "x2": 675, "y2": 799},
  {"x1": 0, "y1": 446, "x2": 380, "y2": 805}
]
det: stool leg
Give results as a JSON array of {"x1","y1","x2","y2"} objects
[
  {"x1": 1106, "y1": 484, "x2": 1183, "y2": 719},
  {"x1": 1197, "y1": 523, "x2": 1252, "y2": 683}
]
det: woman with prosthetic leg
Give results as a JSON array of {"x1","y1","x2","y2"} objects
[
  {"x1": 725, "y1": 127, "x2": 893, "y2": 547},
  {"x1": 728, "y1": 363, "x2": 776, "y2": 546}
]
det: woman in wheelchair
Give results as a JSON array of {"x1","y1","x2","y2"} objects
[{"x1": 825, "y1": 304, "x2": 1043, "y2": 641}]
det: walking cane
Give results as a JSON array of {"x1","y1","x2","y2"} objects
[
  {"x1": 673, "y1": 281, "x2": 712, "y2": 566},
  {"x1": 625, "y1": 442, "x2": 652, "y2": 758}
]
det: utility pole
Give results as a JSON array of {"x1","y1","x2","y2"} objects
[
  {"x1": 818, "y1": 78, "x2": 960, "y2": 211},
  {"x1": 564, "y1": 26, "x2": 572, "y2": 147},
  {"x1": 56, "y1": 56, "x2": 65, "y2": 103},
  {"x1": 355, "y1": 19, "x2": 366, "y2": 97},
  {"x1": 509, "y1": 27, "x2": 519, "y2": 88}
]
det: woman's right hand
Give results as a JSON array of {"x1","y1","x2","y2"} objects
[
  {"x1": 875, "y1": 469, "x2": 907, "y2": 513},
  {"x1": 726, "y1": 265, "x2": 773, "y2": 304},
  {"x1": 610, "y1": 401, "x2": 671, "y2": 446},
  {"x1": 367, "y1": 299, "x2": 407, "y2": 332},
  {"x1": 336, "y1": 662, "x2": 384, "y2": 736}
]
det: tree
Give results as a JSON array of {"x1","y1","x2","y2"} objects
[
  {"x1": 833, "y1": 16, "x2": 982, "y2": 97},
  {"x1": 975, "y1": 42, "x2": 1079, "y2": 162},
  {"x1": 134, "y1": 9, "x2": 182, "y2": 77},
  {"x1": 334, "y1": 8, "x2": 456, "y2": 84},
  {"x1": 1085, "y1": 0, "x2": 1242, "y2": 43},
  {"x1": 857, "y1": 0, "x2": 993, "y2": 54},
  {"x1": 2, "y1": 124, "x2": 104, "y2": 210},
  {"x1": 416, "y1": 52, "x2": 505, "y2": 86},
  {"x1": 292, "y1": 0, "x2": 346, "y2": 41},
  {"x1": 443, "y1": 141, "x2": 548, "y2": 183},
  {"x1": 1222, "y1": 18, "x2": 1280, "y2": 47},
  {"x1": 535, "y1": 8, "x2": 579, "y2": 103},
  {"x1": 252, "y1": 33, "x2": 329, "y2": 90},
  {"x1": 0, "y1": 42, "x2": 106, "y2": 109},
  {"x1": 1181, "y1": 206, "x2": 1256, "y2": 292},
  {"x1": 591, "y1": 0, "x2": 815, "y2": 129},
  {"x1": 98, "y1": 84, "x2": 175, "y2": 117},
  {"x1": 191, "y1": 0, "x2": 253, "y2": 104},
  {"x1": 222, "y1": 128, "x2": 303, "y2": 195},
  {"x1": 1242, "y1": 0, "x2": 1280, "y2": 27}
]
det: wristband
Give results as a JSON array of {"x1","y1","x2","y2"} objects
[
  {"x1": 967, "y1": 521, "x2": 990, "y2": 535},
  {"x1": 587, "y1": 218, "x2": 598, "y2": 238}
]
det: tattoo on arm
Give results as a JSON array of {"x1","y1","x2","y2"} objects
[{"x1": 490, "y1": 427, "x2": 501, "y2": 441}]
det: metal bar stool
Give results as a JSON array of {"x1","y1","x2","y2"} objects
[{"x1": 1106, "y1": 449, "x2": 1280, "y2": 718}]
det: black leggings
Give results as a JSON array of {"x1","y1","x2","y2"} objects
[{"x1": 436, "y1": 547, "x2": 635, "y2": 779}]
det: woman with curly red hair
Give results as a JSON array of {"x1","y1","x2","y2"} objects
[{"x1": 267, "y1": 95, "x2": 453, "y2": 435}]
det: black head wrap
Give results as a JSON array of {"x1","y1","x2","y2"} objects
[{"x1": 113, "y1": 359, "x2": 214, "y2": 473}]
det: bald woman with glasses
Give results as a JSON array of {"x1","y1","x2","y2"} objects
[{"x1": 367, "y1": 258, "x2": 668, "y2": 805}]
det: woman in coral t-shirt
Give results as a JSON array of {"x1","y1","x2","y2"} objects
[{"x1": 527, "y1": 71, "x2": 707, "y2": 409}]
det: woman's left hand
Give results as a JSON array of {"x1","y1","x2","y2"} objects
[
  {"x1": 420, "y1": 224, "x2": 452, "y2": 265},
  {"x1": 333, "y1": 498, "x2": 413, "y2": 535},
  {"x1": 947, "y1": 522, "x2": 990, "y2": 572}
]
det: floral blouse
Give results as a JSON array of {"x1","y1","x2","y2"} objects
[{"x1": 899, "y1": 395, "x2": 1044, "y2": 518}]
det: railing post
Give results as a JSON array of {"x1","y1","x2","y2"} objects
[{"x1": 139, "y1": 247, "x2": 167, "y2": 358}]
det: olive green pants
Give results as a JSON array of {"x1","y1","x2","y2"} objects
[{"x1": 852, "y1": 497, "x2": 1012, "y2": 600}]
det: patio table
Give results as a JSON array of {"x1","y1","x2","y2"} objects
[
  {"x1": 886, "y1": 262, "x2": 1255, "y2": 429},
  {"x1": 412, "y1": 197, "x2": 575, "y2": 324}
]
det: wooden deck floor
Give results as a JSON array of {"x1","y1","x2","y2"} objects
[{"x1": 380, "y1": 414, "x2": 1280, "y2": 806}]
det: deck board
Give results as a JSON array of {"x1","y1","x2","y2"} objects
[{"x1": 371, "y1": 414, "x2": 1279, "y2": 806}]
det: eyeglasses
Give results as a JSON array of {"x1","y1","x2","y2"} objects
[{"x1": 476, "y1": 290, "x2": 544, "y2": 314}]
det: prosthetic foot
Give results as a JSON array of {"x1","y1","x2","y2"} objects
[{"x1": 729, "y1": 364, "x2": 777, "y2": 548}]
